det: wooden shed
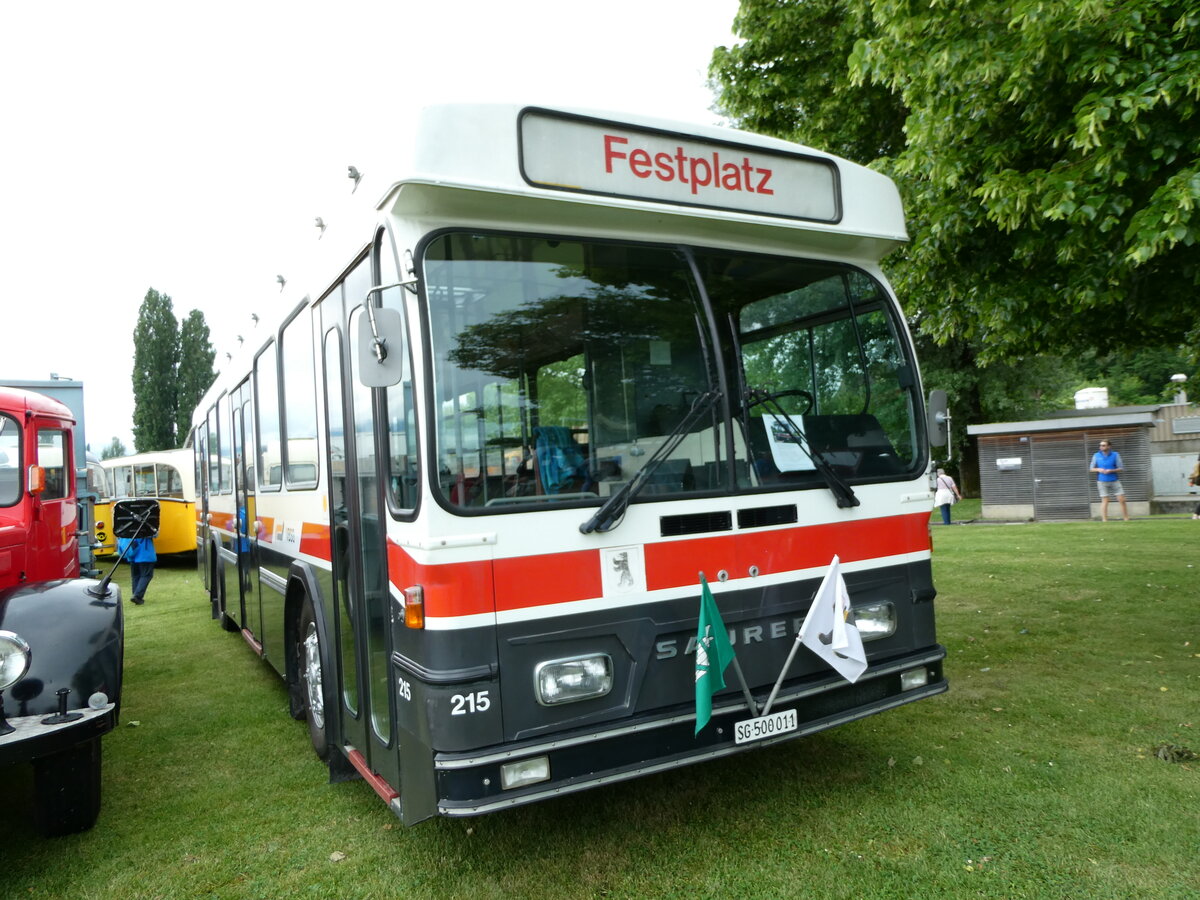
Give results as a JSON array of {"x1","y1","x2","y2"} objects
[{"x1": 967, "y1": 409, "x2": 1154, "y2": 520}]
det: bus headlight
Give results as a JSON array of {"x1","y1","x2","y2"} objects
[
  {"x1": 534, "y1": 654, "x2": 613, "y2": 706},
  {"x1": 501, "y1": 756, "x2": 550, "y2": 790},
  {"x1": 0, "y1": 630, "x2": 32, "y2": 690},
  {"x1": 853, "y1": 602, "x2": 896, "y2": 641}
]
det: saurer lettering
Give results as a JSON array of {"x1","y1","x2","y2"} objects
[
  {"x1": 603, "y1": 134, "x2": 774, "y2": 197},
  {"x1": 655, "y1": 617, "x2": 805, "y2": 660}
]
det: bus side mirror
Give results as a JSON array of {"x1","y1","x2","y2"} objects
[
  {"x1": 927, "y1": 389, "x2": 949, "y2": 448},
  {"x1": 357, "y1": 307, "x2": 405, "y2": 388}
]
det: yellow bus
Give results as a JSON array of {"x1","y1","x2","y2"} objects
[{"x1": 96, "y1": 449, "x2": 196, "y2": 557}]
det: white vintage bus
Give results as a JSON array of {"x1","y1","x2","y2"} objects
[{"x1": 192, "y1": 104, "x2": 948, "y2": 825}]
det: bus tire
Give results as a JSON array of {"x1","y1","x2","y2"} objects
[
  {"x1": 297, "y1": 595, "x2": 330, "y2": 760},
  {"x1": 33, "y1": 737, "x2": 103, "y2": 836}
]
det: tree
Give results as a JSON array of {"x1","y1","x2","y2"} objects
[
  {"x1": 176, "y1": 309, "x2": 216, "y2": 444},
  {"x1": 709, "y1": 0, "x2": 906, "y2": 163},
  {"x1": 131, "y1": 288, "x2": 180, "y2": 452},
  {"x1": 100, "y1": 436, "x2": 127, "y2": 460},
  {"x1": 710, "y1": 0, "x2": 1200, "y2": 362}
]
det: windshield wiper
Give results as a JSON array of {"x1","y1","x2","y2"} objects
[
  {"x1": 748, "y1": 389, "x2": 860, "y2": 509},
  {"x1": 580, "y1": 389, "x2": 721, "y2": 535}
]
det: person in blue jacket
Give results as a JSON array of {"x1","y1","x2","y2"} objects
[
  {"x1": 118, "y1": 535, "x2": 157, "y2": 605},
  {"x1": 1089, "y1": 439, "x2": 1130, "y2": 522}
]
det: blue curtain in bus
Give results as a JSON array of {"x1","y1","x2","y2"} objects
[{"x1": 534, "y1": 426, "x2": 589, "y2": 494}]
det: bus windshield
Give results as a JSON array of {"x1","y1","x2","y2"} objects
[
  {"x1": 424, "y1": 233, "x2": 922, "y2": 512},
  {"x1": 697, "y1": 249, "x2": 921, "y2": 487}
]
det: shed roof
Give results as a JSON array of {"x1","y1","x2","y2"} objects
[{"x1": 967, "y1": 410, "x2": 1156, "y2": 436}]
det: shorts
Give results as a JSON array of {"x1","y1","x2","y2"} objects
[{"x1": 1097, "y1": 479, "x2": 1124, "y2": 498}]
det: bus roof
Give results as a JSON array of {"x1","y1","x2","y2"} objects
[
  {"x1": 200, "y1": 103, "x2": 910, "y2": 406},
  {"x1": 374, "y1": 104, "x2": 907, "y2": 246}
]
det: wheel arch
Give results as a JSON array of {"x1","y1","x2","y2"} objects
[{"x1": 284, "y1": 561, "x2": 341, "y2": 751}]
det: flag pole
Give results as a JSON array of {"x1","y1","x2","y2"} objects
[
  {"x1": 760, "y1": 632, "x2": 803, "y2": 719},
  {"x1": 699, "y1": 572, "x2": 759, "y2": 719},
  {"x1": 730, "y1": 657, "x2": 760, "y2": 719}
]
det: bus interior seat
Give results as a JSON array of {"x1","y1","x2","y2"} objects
[{"x1": 533, "y1": 426, "x2": 590, "y2": 494}]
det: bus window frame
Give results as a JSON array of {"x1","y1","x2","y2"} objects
[
  {"x1": 279, "y1": 299, "x2": 320, "y2": 491},
  {"x1": 375, "y1": 225, "x2": 420, "y2": 522},
  {"x1": 254, "y1": 340, "x2": 283, "y2": 493}
]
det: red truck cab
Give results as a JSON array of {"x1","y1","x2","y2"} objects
[{"x1": 1, "y1": 388, "x2": 80, "y2": 587}]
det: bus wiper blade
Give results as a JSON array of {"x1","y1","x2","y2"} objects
[
  {"x1": 748, "y1": 389, "x2": 859, "y2": 509},
  {"x1": 580, "y1": 389, "x2": 721, "y2": 535}
]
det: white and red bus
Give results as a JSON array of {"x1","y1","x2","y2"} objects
[{"x1": 192, "y1": 104, "x2": 949, "y2": 825}]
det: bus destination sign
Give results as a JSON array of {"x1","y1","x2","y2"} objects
[{"x1": 518, "y1": 109, "x2": 841, "y2": 223}]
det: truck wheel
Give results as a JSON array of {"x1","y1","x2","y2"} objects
[
  {"x1": 33, "y1": 737, "x2": 103, "y2": 836},
  {"x1": 297, "y1": 595, "x2": 330, "y2": 760}
]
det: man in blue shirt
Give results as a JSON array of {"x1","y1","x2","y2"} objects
[
  {"x1": 1089, "y1": 439, "x2": 1130, "y2": 522},
  {"x1": 118, "y1": 535, "x2": 157, "y2": 604}
]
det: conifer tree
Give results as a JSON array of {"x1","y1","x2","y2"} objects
[
  {"x1": 131, "y1": 288, "x2": 180, "y2": 452},
  {"x1": 176, "y1": 309, "x2": 216, "y2": 445}
]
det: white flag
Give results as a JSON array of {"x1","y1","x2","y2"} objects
[{"x1": 798, "y1": 555, "x2": 867, "y2": 683}]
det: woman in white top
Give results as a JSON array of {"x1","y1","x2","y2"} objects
[{"x1": 934, "y1": 467, "x2": 962, "y2": 525}]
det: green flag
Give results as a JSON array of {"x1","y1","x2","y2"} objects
[{"x1": 694, "y1": 575, "x2": 736, "y2": 735}]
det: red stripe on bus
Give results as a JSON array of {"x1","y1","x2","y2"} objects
[
  {"x1": 493, "y1": 549, "x2": 603, "y2": 612},
  {"x1": 386, "y1": 541, "x2": 495, "y2": 619},
  {"x1": 383, "y1": 511, "x2": 930, "y2": 621},
  {"x1": 299, "y1": 522, "x2": 331, "y2": 560},
  {"x1": 645, "y1": 511, "x2": 931, "y2": 590}
]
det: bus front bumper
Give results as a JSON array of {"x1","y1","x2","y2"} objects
[{"x1": 431, "y1": 648, "x2": 946, "y2": 817}]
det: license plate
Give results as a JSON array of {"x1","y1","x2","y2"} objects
[{"x1": 734, "y1": 708, "x2": 798, "y2": 745}]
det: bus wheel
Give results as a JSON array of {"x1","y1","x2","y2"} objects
[
  {"x1": 33, "y1": 737, "x2": 103, "y2": 836},
  {"x1": 298, "y1": 595, "x2": 329, "y2": 760}
]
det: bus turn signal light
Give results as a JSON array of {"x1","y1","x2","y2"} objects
[{"x1": 403, "y1": 585, "x2": 425, "y2": 630}]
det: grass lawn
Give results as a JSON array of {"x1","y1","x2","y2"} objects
[{"x1": 3, "y1": 520, "x2": 1198, "y2": 899}]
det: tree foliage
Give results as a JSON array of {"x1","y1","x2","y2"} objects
[
  {"x1": 710, "y1": 0, "x2": 907, "y2": 162},
  {"x1": 710, "y1": 0, "x2": 1200, "y2": 362},
  {"x1": 177, "y1": 309, "x2": 216, "y2": 444},
  {"x1": 132, "y1": 288, "x2": 180, "y2": 452},
  {"x1": 131, "y1": 289, "x2": 215, "y2": 452},
  {"x1": 100, "y1": 436, "x2": 127, "y2": 460}
]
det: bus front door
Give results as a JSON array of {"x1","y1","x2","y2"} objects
[
  {"x1": 233, "y1": 381, "x2": 264, "y2": 643},
  {"x1": 346, "y1": 304, "x2": 396, "y2": 788}
]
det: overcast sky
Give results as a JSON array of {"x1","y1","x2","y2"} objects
[{"x1": 0, "y1": 0, "x2": 740, "y2": 452}]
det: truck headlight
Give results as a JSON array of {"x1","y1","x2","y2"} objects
[
  {"x1": 0, "y1": 630, "x2": 32, "y2": 690},
  {"x1": 854, "y1": 602, "x2": 896, "y2": 641},
  {"x1": 534, "y1": 654, "x2": 613, "y2": 706}
]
